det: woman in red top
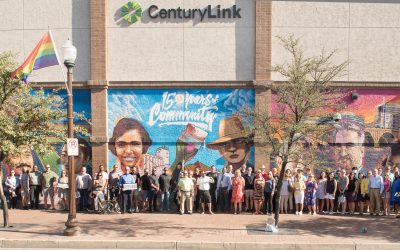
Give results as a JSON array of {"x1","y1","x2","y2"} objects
[{"x1": 231, "y1": 169, "x2": 245, "y2": 214}]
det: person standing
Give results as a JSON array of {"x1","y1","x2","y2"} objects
[
  {"x1": 119, "y1": 166, "x2": 135, "y2": 213},
  {"x1": 325, "y1": 172, "x2": 337, "y2": 215},
  {"x1": 294, "y1": 173, "x2": 306, "y2": 215},
  {"x1": 217, "y1": 166, "x2": 232, "y2": 212},
  {"x1": 207, "y1": 166, "x2": 218, "y2": 212},
  {"x1": 92, "y1": 171, "x2": 107, "y2": 212},
  {"x1": 57, "y1": 170, "x2": 69, "y2": 211},
  {"x1": 159, "y1": 167, "x2": 172, "y2": 212},
  {"x1": 42, "y1": 164, "x2": 58, "y2": 210},
  {"x1": 178, "y1": 170, "x2": 194, "y2": 215},
  {"x1": 280, "y1": 171, "x2": 292, "y2": 214},
  {"x1": 264, "y1": 171, "x2": 276, "y2": 215},
  {"x1": 253, "y1": 170, "x2": 265, "y2": 215},
  {"x1": 316, "y1": 171, "x2": 327, "y2": 214},
  {"x1": 96, "y1": 165, "x2": 109, "y2": 195},
  {"x1": 5, "y1": 170, "x2": 19, "y2": 209},
  {"x1": 193, "y1": 167, "x2": 201, "y2": 212},
  {"x1": 197, "y1": 170, "x2": 214, "y2": 215},
  {"x1": 368, "y1": 168, "x2": 384, "y2": 216},
  {"x1": 148, "y1": 168, "x2": 159, "y2": 212},
  {"x1": 304, "y1": 175, "x2": 318, "y2": 215},
  {"x1": 357, "y1": 172, "x2": 368, "y2": 215},
  {"x1": 140, "y1": 169, "x2": 151, "y2": 212},
  {"x1": 272, "y1": 167, "x2": 279, "y2": 212},
  {"x1": 108, "y1": 165, "x2": 121, "y2": 202},
  {"x1": 19, "y1": 165, "x2": 30, "y2": 210},
  {"x1": 227, "y1": 165, "x2": 234, "y2": 211},
  {"x1": 28, "y1": 165, "x2": 42, "y2": 209},
  {"x1": 239, "y1": 164, "x2": 247, "y2": 177},
  {"x1": 382, "y1": 173, "x2": 391, "y2": 216},
  {"x1": 337, "y1": 169, "x2": 349, "y2": 215},
  {"x1": 131, "y1": 166, "x2": 141, "y2": 212},
  {"x1": 75, "y1": 166, "x2": 92, "y2": 211},
  {"x1": 231, "y1": 169, "x2": 245, "y2": 214},
  {"x1": 243, "y1": 167, "x2": 255, "y2": 212},
  {"x1": 345, "y1": 172, "x2": 358, "y2": 215}
]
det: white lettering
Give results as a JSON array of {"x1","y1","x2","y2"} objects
[{"x1": 148, "y1": 92, "x2": 220, "y2": 131}]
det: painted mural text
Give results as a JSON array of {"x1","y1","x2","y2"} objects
[{"x1": 148, "y1": 92, "x2": 219, "y2": 131}]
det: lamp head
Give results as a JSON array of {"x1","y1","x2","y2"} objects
[{"x1": 62, "y1": 39, "x2": 77, "y2": 67}]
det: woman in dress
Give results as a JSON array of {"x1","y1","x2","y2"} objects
[
  {"x1": 231, "y1": 169, "x2": 245, "y2": 214},
  {"x1": 279, "y1": 170, "x2": 292, "y2": 214},
  {"x1": 304, "y1": 174, "x2": 318, "y2": 215},
  {"x1": 345, "y1": 172, "x2": 358, "y2": 215},
  {"x1": 253, "y1": 170, "x2": 265, "y2": 215},
  {"x1": 316, "y1": 171, "x2": 327, "y2": 214},
  {"x1": 57, "y1": 170, "x2": 69, "y2": 210},
  {"x1": 293, "y1": 173, "x2": 306, "y2": 215},
  {"x1": 382, "y1": 173, "x2": 391, "y2": 216},
  {"x1": 20, "y1": 165, "x2": 30, "y2": 210},
  {"x1": 337, "y1": 169, "x2": 349, "y2": 215}
]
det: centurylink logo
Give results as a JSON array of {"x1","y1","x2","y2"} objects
[
  {"x1": 120, "y1": 1, "x2": 242, "y2": 24},
  {"x1": 120, "y1": 1, "x2": 143, "y2": 23}
]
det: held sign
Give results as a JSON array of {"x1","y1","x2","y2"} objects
[{"x1": 67, "y1": 138, "x2": 79, "y2": 156}]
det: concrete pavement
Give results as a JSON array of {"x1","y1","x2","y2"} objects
[{"x1": 0, "y1": 210, "x2": 399, "y2": 249}]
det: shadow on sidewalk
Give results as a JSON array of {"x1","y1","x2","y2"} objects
[{"x1": 246, "y1": 215, "x2": 400, "y2": 241}]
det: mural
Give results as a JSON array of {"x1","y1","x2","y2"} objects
[
  {"x1": 271, "y1": 89, "x2": 400, "y2": 174},
  {"x1": 107, "y1": 89, "x2": 255, "y2": 175},
  {"x1": 1, "y1": 89, "x2": 92, "y2": 177}
]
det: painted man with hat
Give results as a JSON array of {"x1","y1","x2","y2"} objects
[{"x1": 207, "y1": 116, "x2": 253, "y2": 172}]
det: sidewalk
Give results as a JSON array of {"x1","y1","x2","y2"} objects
[{"x1": 0, "y1": 210, "x2": 399, "y2": 249}]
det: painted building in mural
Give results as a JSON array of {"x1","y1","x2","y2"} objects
[{"x1": 1, "y1": 0, "x2": 400, "y2": 175}]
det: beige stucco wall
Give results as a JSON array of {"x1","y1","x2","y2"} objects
[
  {"x1": 0, "y1": 0, "x2": 90, "y2": 82},
  {"x1": 272, "y1": 1, "x2": 400, "y2": 82},
  {"x1": 107, "y1": 0, "x2": 256, "y2": 82}
]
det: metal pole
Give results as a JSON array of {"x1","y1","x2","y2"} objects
[{"x1": 63, "y1": 64, "x2": 79, "y2": 236}]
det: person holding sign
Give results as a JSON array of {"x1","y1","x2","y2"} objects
[{"x1": 119, "y1": 166, "x2": 136, "y2": 214}]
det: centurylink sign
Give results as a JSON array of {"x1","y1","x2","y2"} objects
[{"x1": 120, "y1": 1, "x2": 242, "y2": 24}]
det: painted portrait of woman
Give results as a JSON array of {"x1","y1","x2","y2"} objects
[{"x1": 109, "y1": 118, "x2": 152, "y2": 174}]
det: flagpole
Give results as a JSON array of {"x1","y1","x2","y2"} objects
[{"x1": 48, "y1": 30, "x2": 71, "y2": 96}]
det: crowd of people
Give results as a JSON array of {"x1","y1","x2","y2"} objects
[{"x1": 2, "y1": 162, "x2": 400, "y2": 218}]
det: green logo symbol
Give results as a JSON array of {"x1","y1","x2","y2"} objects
[{"x1": 121, "y1": 1, "x2": 142, "y2": 23}]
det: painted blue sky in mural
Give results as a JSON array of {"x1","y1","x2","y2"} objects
[{"x1": 107, "y1": 89, "x2": 255, "y2": 170}]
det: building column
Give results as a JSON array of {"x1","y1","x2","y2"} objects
[
  {"x1": 254, "y1": 0, "x2": 272, "y2": 171},
  {"x1": 89, "y1": 0, "x2": 108, "y2": 173}
]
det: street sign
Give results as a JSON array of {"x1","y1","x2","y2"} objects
[{"x1": 67, "y1": 138, "x2": 79, "y2": 156}]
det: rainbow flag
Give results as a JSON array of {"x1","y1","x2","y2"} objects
[{"x1": 12, "y1": 31, "x2": 59, "y2": 82}]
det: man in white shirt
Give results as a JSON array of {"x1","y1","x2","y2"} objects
[
  {"x1": 76, "y1": 167, "x2": 92, "y2": 211},
  {"x1": 196, "y1": 170, "x2": 214, "y2": 215}
]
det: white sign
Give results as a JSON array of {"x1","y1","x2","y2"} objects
[
  {"x1": 123, "y1": 183, "x2": 137, "y2": 191},
  {"x1": 67, "y1": 138, "x2": 79, "y2": 156},
  {"x1": 57, "y1": 183, "x2": 69, "y2": 189}
]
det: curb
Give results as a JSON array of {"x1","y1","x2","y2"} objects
[{"x1": 1, "y1": 240, "x2": 400, "y2": 250}]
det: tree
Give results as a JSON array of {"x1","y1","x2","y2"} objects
[
  {"x1": 241, "y1": 35, "x2": 348, "y2": 227},
  {"x1": 0, "y1": 51, "x2": 86, "y2": 227}
]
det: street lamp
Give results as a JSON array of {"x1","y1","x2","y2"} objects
[{"x1": 62, "y1": 39, "x2": 79, "y2": 236}]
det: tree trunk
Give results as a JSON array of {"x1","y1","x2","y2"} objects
[
  {"x1": 0, "y1": 174, "x2": 9, "y2": 228},
  {"x1": 0, "y1": 157, "x2": 10, "y2": 228},
  {"x1": 274, "y1": 160, "x2": 288, "y2": 227}
]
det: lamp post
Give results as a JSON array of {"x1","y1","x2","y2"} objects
[{"x1": 62, "y1": 39, "x2": 79, "y2": 236}]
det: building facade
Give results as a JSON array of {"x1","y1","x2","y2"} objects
[{"x1": 1, "y1": 0, "x2": 400, "y2": 174}]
